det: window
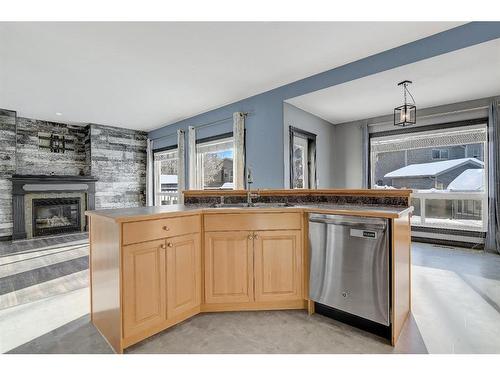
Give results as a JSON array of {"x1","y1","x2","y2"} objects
[
  {"x1": 292, "y1": 136, "x2": 309, "y2": 189},
  {"x1": 153, "y1": 148, "x2": 179, "y2": 206},
  {"x1": 432, "y1": 148, "x2": 449, "y2": 159},
  {"x1": 195, "y1": 136, "x2": 234, "y2": 190},
  {"x1": 370, "y1": 124, "x2": 488, "y2": 231},
  {"x1": 289, "y1": 127, "x2": 317, "y2": 189}
]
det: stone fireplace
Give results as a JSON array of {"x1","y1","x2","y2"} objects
[{"x1": 11, "y1": 175, "x2": 97, "y2": 240}]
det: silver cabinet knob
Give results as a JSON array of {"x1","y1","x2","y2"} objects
[
  {"x1": 167, "y1": 242, "x2": 173, "y2": 247},
  {"x1": 162, "y1": 226, "x2": 170, "y2": 231}
]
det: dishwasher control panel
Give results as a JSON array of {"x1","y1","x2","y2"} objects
[{"x1": 350, "y1": 228, "x2": 378, "y2": 239}]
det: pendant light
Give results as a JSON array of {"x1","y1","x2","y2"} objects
[{"x1": 394, "y1": 80, "x2": 416, "y2": 127}]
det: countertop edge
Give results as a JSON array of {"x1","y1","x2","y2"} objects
[{"x1": 85, "y1": 205, "x2": 414, "y2": 223}]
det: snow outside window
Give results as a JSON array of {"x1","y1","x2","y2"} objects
[{"x1": 370, "y1": 124, "x2": 488, "y2": 231}]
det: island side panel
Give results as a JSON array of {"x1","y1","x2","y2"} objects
[
  {"x1": 89, "y1": 215, "x2": 122, "y2": 353},
  {"x1": 303, "y1": 212, "x2": 315, "y2": 315},
  {"x1": 391, "y1": 211, "x2": 411, "y2": 345}
]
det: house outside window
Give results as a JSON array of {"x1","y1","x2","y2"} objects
[
  {"x1": 195, "y1": 136, "x2": 234, "y2": 190},
  {"x1": 371, "y1": 124, "x2": 488, "y2": 231},
  {"x1": 153, "y1": 148, "x2": 179, "y2": 206},
  {"x1": 432, "y1": 148, "x2": 449, "y2": 159}
]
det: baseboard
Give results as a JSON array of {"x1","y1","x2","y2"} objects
[
  {"x1": 412, "y1": 236, "x2": 484, "y2": 250},
  {"x1": 0, "y1": 235, "x2": 13, "y2": 242},
  {"x1": 201, "y1": 299, "x2": 307, "y2": 312},
  {"x1": 411, "y1": 225, "x2": 485, "y2": 250}
]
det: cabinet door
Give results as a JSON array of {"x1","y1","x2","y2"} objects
[
  {"x1": 253, "y1": 230, "x2": 303, "y2": 302},
  {"x1": 123, "y1": 239, "x2": 166, "y2": 339},
  {"x1": 204, "y1": 231, "x2": 254, "y2": 304},
  {"x1": 166, "y1": 233, "x2": 201, "y2": 318}
]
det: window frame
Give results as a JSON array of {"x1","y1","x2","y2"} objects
[
  {"x1": 369, "y1": 119, "x2": 488, "y2": 232},
  {"x1": 432, "y1": 148, "x2": 449, "y2": 160},
  {"x1": 153, "y1": 145, "x2": 179, "y2": 206}
]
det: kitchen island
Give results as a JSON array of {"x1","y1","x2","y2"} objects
[{"x1": 86, "y1": 189, "x2": 412, "y2": 353}]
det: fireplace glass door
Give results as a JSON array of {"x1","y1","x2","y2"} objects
[{"x1": 32, "y1": 197, "x2": 81, "y2": 237}]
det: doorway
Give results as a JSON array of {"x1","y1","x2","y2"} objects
[{"x1": 289, "y1": 126, "x2": 317, "y2": 189}]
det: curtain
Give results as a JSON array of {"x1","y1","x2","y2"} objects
[
  {"x1": 486, "y1": 99, "x2": 500, "y2": 254},
  {"x1": 145, "y1": 138, "x2": 154, "y2": 206},
  {"x1": 361, "y1": 121, "x2": 369, "y2": 189},
  {"x1": 177, "y1": 129, "x2": 186, "y2": 203},
  {"x1": 188, "y1": 126, "x2": 197, "y2": 189},
  {"x1": 233, "y1": 112, "x2": 246, "y2": 189},
  {"x1": 308, "y1": 139, "x2": 317, "y2": 188}
]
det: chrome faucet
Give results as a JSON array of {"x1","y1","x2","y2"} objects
[{"x1": 246, "y1": 190, "x2": 259, "y2": 207}]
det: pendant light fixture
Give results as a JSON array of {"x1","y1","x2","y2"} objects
[{"x1": 394, "y1": 80, "x2": 416, "y2": 127}]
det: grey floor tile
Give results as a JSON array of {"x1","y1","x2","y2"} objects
[{"x1": 5, "y1": 241, "x2": 500, "y2": 354}]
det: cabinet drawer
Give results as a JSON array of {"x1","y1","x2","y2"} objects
[
  {"x1": 122, "y1": 215, "x2": 200, "y2": 245},
  {"x1": 204, "y1": 213, "x2": 302, "y2": 232}
]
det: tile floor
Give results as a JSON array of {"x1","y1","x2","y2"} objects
[
  {"x1": 2, "y1": 241, "x2": 500, "y2": 354},
  {"x1": 0, "y1": 234, "x2": 89, "y2": 309}
]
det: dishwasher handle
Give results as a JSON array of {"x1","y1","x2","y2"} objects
[{"x1": 309, "y1": 217, "x2": 387, "y2": 231}]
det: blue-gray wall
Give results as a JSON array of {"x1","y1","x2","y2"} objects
[{"x1": 148, "y1": 22, "x2": 500, "y2": 188}]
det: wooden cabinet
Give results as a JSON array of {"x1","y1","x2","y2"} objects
[
  {"x1": 122, "y1": 215, "x2": 200, "y2": 245},
  {"x1": 166, "y1": 233, "x2": 201, "y2": 318},
  {"x1": 122, "y1": 228, "x2": 202, "y2": 341},
  {"x1": 204, "y1": 213, "x2": 302, "y2": 232},
  {"x1": 204, "y1": 231, "x2": 254, "y2": 304},
  {"x1": 253, "y1": 230, "x2": 303, "y2": 302},
  {"x1": 204, "y1": 227, "x2": 303, "y2": 305},
  {"x1": 89, "y1": 195, "x2": 412, "y2": 352},
  {"x1": 123, "y1": 239, "x2": 167, "y2": 339}
]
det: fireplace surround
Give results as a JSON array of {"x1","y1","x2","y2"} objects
[{"x1": 11, "y1": 175, "x2": 98, "y2": 240}]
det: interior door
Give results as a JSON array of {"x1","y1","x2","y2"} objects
[
  {"x1": 253, "y1": 230, "x2": 303, "y2": 302},
  {"x1": 204, "y1": 231, "x2": 254, "y2": 304},
  {"x1": 123, "y1": 239, "x2": 166, "y2": 338},
  {"x1": 165, "y1": 233, "x2": 201, "y2": 318}
]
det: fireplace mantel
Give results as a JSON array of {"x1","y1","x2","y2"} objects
[
  {"x1": 11, "y1": 174, "x2": 98, "y2": 240},
  {"x1": 11, "y1": 174, "x2": 98, "y2": 183}
]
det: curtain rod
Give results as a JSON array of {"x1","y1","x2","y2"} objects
[
  {"x1": 191, "y1": 111, "x2": 249, "y2": 131},
  {"x1": 150, "y1": 130, "x2": 179, "y2": 142},
  {"x1": 149, "y1": 112, "x2": 250, "y2": 141}
]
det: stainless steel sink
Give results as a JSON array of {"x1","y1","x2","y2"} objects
[
  {"x1": 212, "y1": 202, "x2": 294, "y2": 208},
  {"x1": 212, "y1": 203, "x2": 250, "y2": 208},
  {"x1": 251, "y1": 202, "x2": 294, "y2": 208}
]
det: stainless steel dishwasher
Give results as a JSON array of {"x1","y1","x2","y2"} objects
[{"x1": 309, "y1": 213, "x2": 389, "y2": 326}]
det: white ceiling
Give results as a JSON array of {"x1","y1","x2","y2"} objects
[
  {"x1": 287, "y1": 38, "x2": 500, "y2": 125},
  {"x1": 0, "y1": 22, "x2": 461, "y2": 131}
]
